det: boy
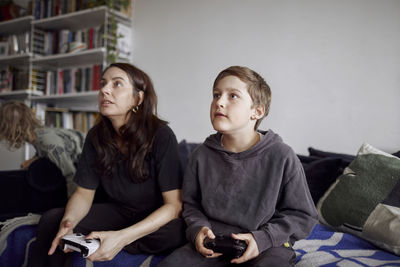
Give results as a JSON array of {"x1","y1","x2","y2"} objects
[{"x1": 160, "y1": 66, "x2": 317, "y2": 266}]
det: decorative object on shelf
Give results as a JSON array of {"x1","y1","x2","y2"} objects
[
  {"x1": 0, "y1": 0, "x2": 30, "y2": 21},
  {"x1": 95, "y1": 0, "x2": 132, "y2": 63}
]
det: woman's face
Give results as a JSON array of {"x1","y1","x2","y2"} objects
[{"x1": 98, "y1": 67, "x2": 139, "y2": 124}]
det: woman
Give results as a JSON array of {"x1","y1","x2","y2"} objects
[
  {"x1": 0, "y1": 101, "x2": 84, "y2": 217},
  {"x1": 27, "y1": 63, "x2": 185, "y2": 266}
]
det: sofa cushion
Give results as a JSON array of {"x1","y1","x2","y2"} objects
[
  {"x1": 308, "y1": 147, "x2": 355, "y2": 168},
  {"x1": 302, "y1": 157, "x2": 343, "y2": 204},
  {"x1": 317, "y1": 143, "x2": 400, "y2": 255},
  {"x1": 27, "y1": 157, "x2": 65, "y2": 192},
  {"x1": 178, "y1": 140, "x2": 199, "y2": 170},
  {"x1": 26, "y1": 157, "x2": 68, "y2": 213}
]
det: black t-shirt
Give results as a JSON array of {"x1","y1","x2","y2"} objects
[{"x1": 74, "y1": 124, "x2": 182, "y2": 217}]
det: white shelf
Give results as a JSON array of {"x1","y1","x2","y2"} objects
[
  {"x1": 31, "y1": 48, "x2": 106, "y2": 69},
  {"x1": 0, "y1": 53, "x2": 32, "y2": 68},
  {"x1": 30, "y1": 91, "x2": 99, "y2": 111},
  {"x1": 32, "y1": 6, "x2": 130, "y2": 31},
  {"x1": 109, "y1": 8, "x2": 132, "y2": 25},
  {"x1": 33, "y1": 7, "x2": 107, "y2": 31},
  {"x1": 0, "y1": 16, "x2": 34, "y2": 35},
  {"x1": 0, "y1": 89, "x2": 43, "y2": 100}
]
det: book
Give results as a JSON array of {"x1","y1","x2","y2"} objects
[
  {"x1": 58, "y1": 68, "x2": 64, "y2": 94},
  {"x1": 92, "y1": 64, "x2": 101, "y2": 91}
]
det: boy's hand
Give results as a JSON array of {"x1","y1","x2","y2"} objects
[
  {"x1": 230, "y1": 233, "x2": 259, "y2": 264},
  {"x1": 195, "y1": 227, "x2": 222, "y2": 258}
]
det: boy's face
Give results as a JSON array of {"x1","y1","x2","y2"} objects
[{"x1": 210, "y1": 75, "x2": 260, "y2": 135}]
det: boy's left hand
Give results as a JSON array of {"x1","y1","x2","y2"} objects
[{"x1": 230, "y1": 233, "x2": 259, "y2": 264}]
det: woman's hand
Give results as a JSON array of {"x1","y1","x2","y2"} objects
[
  {"x1": 48, "y1": 187, "x2": 96, "y2": 256},
  {"x1": 230, "y1": 233, "x2": 259, "y2": 264},
  {"x1": 48, "y1": 220, "x2": 74, "y2": 255},
  {"x1": 86, "y1": 231, "x2": 126, "y2": 262},
  {"x1": 21, "y1": 156, "x2": 38, "y2": 169},
  {"x1": 195, "y1": 226, "x2": 222, "y2": 258}
]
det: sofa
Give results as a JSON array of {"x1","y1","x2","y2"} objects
[{"x1": 1, "y1": 140, "x2": 400, "y2": 266}]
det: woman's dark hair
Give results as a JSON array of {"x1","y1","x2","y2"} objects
[{"x1": 91, "y1": 63, "x2": 166, "y2": 183}]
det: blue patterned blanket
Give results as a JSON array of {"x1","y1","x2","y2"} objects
[
  {"x1": 1, "y1": 218, "x2": 400, "y2": 267},
  {"x1": 294, "y1": 224, "x2": 400, "y2": 266}
]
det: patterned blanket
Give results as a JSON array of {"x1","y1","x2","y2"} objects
[
  {"x1": 1, "y1": 216, "x2": 400, "y2": 267},
  {"x1": 294, "y1": 224, "x2": 400, "y2": 266}
]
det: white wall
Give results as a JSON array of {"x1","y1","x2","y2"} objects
[{"x1": 132, "y1": 0, "x2": 400, "y2": 155}]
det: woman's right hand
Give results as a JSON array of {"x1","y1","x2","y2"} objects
[
  {"x1": 195, "y1": 226, "x2": 222, "y2": 258},
  {"x1": 48, "y1": 219, "x2": 74, "y2": 255}
]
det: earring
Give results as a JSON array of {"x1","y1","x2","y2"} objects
[{"x1": 132, "y1": 106, "x2": 139, "y2": 113}]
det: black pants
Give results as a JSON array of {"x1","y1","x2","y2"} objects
[
  {"x1": 158, "y1": 242, "x2": 296, "y2": 267},
  {"x1": 27, "y1": 203, "x2": 186, "y2": 267}
]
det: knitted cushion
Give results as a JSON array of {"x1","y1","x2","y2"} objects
[{"x1": 317, "y1": 143, "x2": 400, "y2": 255}]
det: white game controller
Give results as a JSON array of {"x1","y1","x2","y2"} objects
[{"x1": 60, "y1": 233, "x2": 100, "y2": 258}]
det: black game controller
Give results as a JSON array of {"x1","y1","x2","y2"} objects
[{"x1": 203, "y1": 234, "x2": 247, "y2": 258}]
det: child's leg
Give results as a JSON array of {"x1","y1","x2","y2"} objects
[
  {"x1": 158, "y1": 243, "x2": 230, "y2": 267},
  {"x1": 243, "y1": 245, "x2": 296, "y2": 267},
  {"x1": 27, "y1": 207, "x2": 65, "y2": 267}
]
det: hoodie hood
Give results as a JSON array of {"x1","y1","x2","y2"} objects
[{"x1": 203, "y1": 129, "x2": 283, "y2": 160}]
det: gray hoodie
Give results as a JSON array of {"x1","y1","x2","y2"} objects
[{"x1": 182, "y1": 130, "x2": 318, "y2": 253}]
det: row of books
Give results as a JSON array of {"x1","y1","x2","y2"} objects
[
  {"x1": 44, "y1": 108, "x2": 98, "y2": 133},
  {"x1": 33, "y1": 0, "x2": 99, "y2": 19},
  {"x1": 0, "y1": 67, "x2": 30, "y2": 92},
  {"x1": 43, "y1": 64, "x2": 102, "y2": 95},
  {"x1": 33, "y1": 104, "x2": 97, "y2": 133},
  {"x1": 0, "y1": 32, "x2": 31, "y2": 56},
  {"x1": 0, "y1": 64, "x2": 102, "y2": 94},
  {"x1": 31, "y1": 68, "x2": 46, "y2": 92},
  {"x1": 33, "y1": 27, "x2": 103, "y2": 56},
  {"x1": 32, "y1": 0, "x2": 133, "y2": 20}
]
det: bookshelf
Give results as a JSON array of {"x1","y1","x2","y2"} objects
[
  {"x1": 0, "y1": 4, "x2": 132, "y2": 124},
  {"x1": 0, "y1": 89, "x2": 43, "y2": 100},
  {"x1": 0, "y1": 15, "x2": 33, "y2": 35},
  {"x1": 0, "y1": 2, "x2": 132, "y2": 165},
  {"x1": 30, "y1": 91, "x2": 98, "y2": 111},
  {"x1": 0, "y1": 14, "x2": 33, "y2": 95},
  {"x1": 31, "y1": 47, "x2": 106, "y2": 68},
  {"x1": 0, "y1": 53, "x2": 32, "y2": 67}
]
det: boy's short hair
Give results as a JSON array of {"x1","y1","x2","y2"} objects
[{"x1": 213, "y1": 66, "x2": 271, "y2": 129}]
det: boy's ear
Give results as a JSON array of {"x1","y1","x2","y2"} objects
[{"x1": 252, "y1": 105, "x2": 265, "y2": 120}]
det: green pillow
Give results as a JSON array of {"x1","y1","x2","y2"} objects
[{"x1": 317, "y1": 143, "x2": 400, "y2": 255}]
